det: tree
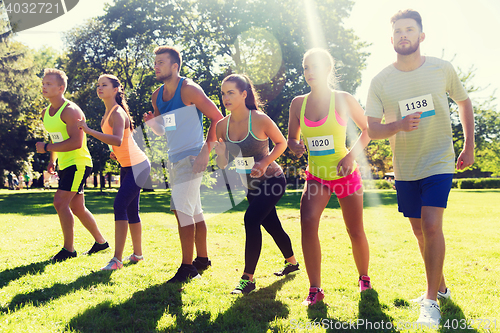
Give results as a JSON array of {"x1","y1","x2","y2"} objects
[
  {"x1": 0, "y1": 17, "x2": 45, "y2": 187},
  {"x1": 449, "y1": 66, "x2": 500, "y2": 177}
]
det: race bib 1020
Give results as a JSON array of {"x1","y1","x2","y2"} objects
[
  {"x1": 307, "y1": 135, "x2": 335, "y2": 156},
  {"x1": 398, "y1": 94, "x2": 435, "y2": 119}
]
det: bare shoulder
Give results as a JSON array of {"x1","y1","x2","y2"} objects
[
  {"x1": 151, "y1": 87, "x2": 161, "y2": 101},
  {"x1": 216, "y1": 115, "x2": 229, "y2": 137},
  {"x1": 62, "y1": 101, "x2": 84, "y2": 121},
  {"x1": 252, "y1": 110, "x2": 274, "y2": 127},
  {"x1": 289, "y1": 94, "x2": 307, "y2": 116},
  {"x1": 181, "y1": 78, "x2": 205, "y2": 98}
]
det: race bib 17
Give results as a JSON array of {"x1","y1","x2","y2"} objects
[{"x1": 398, "y1": 94, "x2": 435, "y2": 119}]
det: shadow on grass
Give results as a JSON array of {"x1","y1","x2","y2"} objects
[
  {"x1": 1, "y1": 270, "x2": 113, "y2": 313},
  {"x1": 305, "y1": 289, "x2": 396, "y2": 332},
  {"x1": 67, "y1": 274, "x2": 296, "y2": 333},
  {"x1": 439, "y1": 298, "x2": 480, "y2": 333},
  {"x1": 206, "y1": 274, "x2": 296, "y2": 332},
  {"x1": 0, "y1": 260, "x2": 52, "y2": 288}
]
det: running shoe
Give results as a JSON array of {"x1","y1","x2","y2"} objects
[
  {"x1": 230, "y1": 275, "x2": 256, "y2": 294},
  {"x1": 274, "y1": 260, "x2": 300, "y2": 276},
  {"x1": 83, "y1": 241, "x2": 110, "y2": 255},
  {"x1": 125, "y1": 253, "x2": 144, "y2": 263},
  {"x1": 101, "y1": 257, "x2": 123, "y2": 270},
  {"x1": 51, "y1": 248, "x2": 77, "y2": 262},
  {"x1": 416, "y1": 299, "x2": 441, "y2": 329},
  {"x1": 192, "y1": 257, "x2": 211, "y2": 271},
  {"x1": 411, "y1": 288, "x2": 451, "y2": 304},
  {"x1": 166, "y1": 264, "x2": 201, "y2": 283},
  {"x1": 302, "y1": 287, "x2": 325, "y2": 306},
  {"x1": 358, "y1": 275, "x2": 372, "y2": 292}
]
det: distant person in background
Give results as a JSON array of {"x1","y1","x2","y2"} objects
[
  {"x1": 36, "y1": 68, "x2": 109, "y2": 262},
  {"x1": 215, "y1": 74, "x2": 299, "y2": 294},
  {"x1": 365, "y1": 9, "x2": 474, "y2": 327},
  {"x1": 78, "y1": 74, "x2": 151, "y2": 271},
  {"x1": 288, "y1": 48, "x2": 372, "y2": 306}
]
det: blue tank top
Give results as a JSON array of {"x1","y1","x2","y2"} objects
[{"x1": 156, "y1": 77, "x2": 204, "y2": 163}]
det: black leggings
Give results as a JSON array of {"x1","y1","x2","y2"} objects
[{"x1": 244, "y1": 174, "x2": 294, "y2": 275}]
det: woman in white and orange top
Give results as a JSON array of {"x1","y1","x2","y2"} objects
[{"x1": 78, "y1": 74, "x2": 150, "y2": 270}]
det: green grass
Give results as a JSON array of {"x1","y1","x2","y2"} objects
[{"x1": 0, "y1": 188, "x2": 498, "y2": 332}]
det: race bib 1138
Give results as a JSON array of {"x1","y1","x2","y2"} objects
[{"x1": 399, "y1": 94, "x2": 435, "y2": 119}]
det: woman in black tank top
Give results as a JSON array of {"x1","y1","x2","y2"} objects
[{"x1": 214, "y1": 74, "x2": 299, "y2": 294}]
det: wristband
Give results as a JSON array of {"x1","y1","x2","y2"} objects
[{"x1": 44, "y1": 143, "x2": 49, "y2": 152}]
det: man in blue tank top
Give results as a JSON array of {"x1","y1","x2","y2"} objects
[{"x1": 144, "y1": 46, "x2": 223, "y2": 283}]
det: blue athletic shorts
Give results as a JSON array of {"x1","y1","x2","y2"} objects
[{"x1": 395, "y1": 174, "x2": 453, "y2": 218}]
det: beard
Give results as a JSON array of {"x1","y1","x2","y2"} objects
[
  {"x1": 394, "y1": 39, "x2": 420, "y2": 56},
  {"x1": 156, "y1": 72, "x2": 172, "y2": 82}
]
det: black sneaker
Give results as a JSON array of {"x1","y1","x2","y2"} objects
[
  {"x1": 167, "y1": 264, "x2": 201, "y2": 284},
  {"x1": 51, "y1": 248, "x2": 77, "y2": 262},
  {"x1": 192, "y1": 257, "x2": 212, "y2": 271},
  {"x1": 274, "y1": 260, "x2": 300, "y2": 276},
  {"x1": 231, "y1": 275, "x2": 256, "y2": 294},
  {"x1": 83, "y1": 241, "x2": 110, "y2": 255}
]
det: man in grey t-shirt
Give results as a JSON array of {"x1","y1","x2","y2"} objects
[{"x1": 365, "y1": 9, "x2": 474, "y2": 328}]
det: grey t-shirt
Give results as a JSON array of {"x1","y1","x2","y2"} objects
[{"x1": 366, "y1": 56, "x2": 468, "y2": 181}]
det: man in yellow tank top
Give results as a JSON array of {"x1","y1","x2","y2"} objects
[{"x1": 35, "y1": 68, "x2": 109, "y2": 262}]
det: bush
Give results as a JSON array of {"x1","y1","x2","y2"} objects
[
  {"x1": 362, "y1": 179, "x2": 394, "y2": 190},
  {"x1": 452, "y1": 178, "x2": 500, "y2": 189}
]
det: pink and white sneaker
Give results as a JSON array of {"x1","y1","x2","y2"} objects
[
  {"x1": 125, "y1": 253, "x2": 144, "y2": 263},
  {"x1": 101, "y1": 257, "x2": 123, "y2": 270},
  {"x1": 359, "y1": 275, "x2": 372, "y2": 292},
  {"x1": 302, "y1": 287, "x2": 325, "y2": 306}
]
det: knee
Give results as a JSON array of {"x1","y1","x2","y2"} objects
[
  {"x1": 70, "y1": 203, "x2": 87, "y2": 217},
  {"x1": 421, "y1": 222, "x2": 442, "y2": 238},
  {"x1": 345, "y1": 225, "x2": 366, "y2": 240},
  {"x1": 53, "y1": 197, "x2": 65, "y2": 212}
]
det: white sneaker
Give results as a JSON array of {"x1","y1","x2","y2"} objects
[
  {"x1": 411, "y1": 288, "x2": 451, "y2": 304},
  {"x1": 416, "y1": 299, "x2": 441, "y2": 329}
]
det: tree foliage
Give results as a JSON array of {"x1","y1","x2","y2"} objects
[{"x1": 0, "y1": 18, "x2": 45, "y2": 186}]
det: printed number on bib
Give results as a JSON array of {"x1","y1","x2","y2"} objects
[
  {"x1": 234, "y1": 156, "x2": 255, "y2": 174},
  {"x1": 307, "y1": 135, "x2": 335, "y2": 156},
  {"x1": 163, "y1": 113, "x2": 176, "y2": 131},
  {"x1": 49, "y1": 132, "x2": 64, "y2": 143},
  {"x1": 398, "y1": 94, "x2": 435, "y2": 119}
]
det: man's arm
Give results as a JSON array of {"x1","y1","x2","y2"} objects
[
  {"x1": 143, "y1": 89, "x2": 165, "y2": 136},
  {"x1": 184, "y1": 82, "x2": 223, "y2": 173},
  {"x1": 456, "y1": 97, "x2": 474, "y2": 170},
  {"x1": 367, "y1": 112, "x2": 422, "y2": 140}
]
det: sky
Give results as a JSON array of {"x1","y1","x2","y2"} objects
[{"x1": 10, "y1": 0, "x2": 500, "y2": 108}]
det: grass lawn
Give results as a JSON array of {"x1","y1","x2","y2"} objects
[{"x1": 0, "y1": 187, "x2": 498, "y2": 332}]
